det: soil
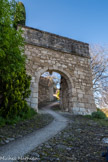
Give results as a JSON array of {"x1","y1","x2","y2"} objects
[
  {"x1": 23, "y1": 114, "x2": 108, "y2": 162},
  {"x1": 0, "y1": 113, "x2": 54, "y2": 146}
]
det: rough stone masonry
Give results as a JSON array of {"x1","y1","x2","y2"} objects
[
  {"x1": 21, "y1": 25, "x2": 96, "y2": 115},
  {"x1": 38, "y1": 76, "x2": 54, "y2": 104}
]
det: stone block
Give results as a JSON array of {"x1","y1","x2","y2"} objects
[
  {"x1": 31, "y1": 98, "x2": 38, "y2": 104},
  {"x1": 32, "y1": 83, "x2": 38, "y2": 88},
  {"x1": 31, "y1": 103, "x2": 38, "y2": 110},
  {"x1": 31, "y1": 87, "x2": 38, "y2": 93},
  {"x1": 70, "y1": 97, "x2": 77, "y2": 102},
  {"x1": 32, "y1": 93, "x2": 38, "y2": 98},
  {"x1": 78, "y1": 94, "x2": 83, "y2": 98},
  {"x1": 72, "y1": 88, "x2": 76, "y2": 93},
  {"x1": 31, "y1": 77, "x2": 35, "y2": 81},
  {"x1": 73, "y1": 102, "x2": 79, "y2": 108},
  {"x1": 78, "y1": 103, "x2": 85, "y2": 108},
  {"x1": 72, "y1": 107, "x2": 80, "y2": 114},
  {"x1": 25, "y1": 51, "x2": 31, "y2": 55},
  {"x1": 77, "y1": 89, "x2": 85, "y2": 94}
]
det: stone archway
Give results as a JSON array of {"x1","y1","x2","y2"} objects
[
  {"x1": 37, "y1": 67, "x2": 73, "y2": 112},
  {"x1": 26, "y1": 66, "x2": 73, "y2": 112},
  {"x1": 22, "y1": 26, "x2": 96, "y2": 115}
]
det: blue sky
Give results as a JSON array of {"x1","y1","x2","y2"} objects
[{"x1": 19, "y1": 0, "x2": 108, "y2": 44}]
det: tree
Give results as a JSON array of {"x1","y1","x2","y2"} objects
[
  {"x1": 0, "y1": 0, "x2": 31, "y2": 118},
  {"x1": 41, "y1": 72, "x2": 61, "y2": 89},
  {"x1": 90, "y1": 44, "x2": 108, "y2": 108},
  {"x1": 13, "y1": 1, "x2": 26, "y2": 29}
]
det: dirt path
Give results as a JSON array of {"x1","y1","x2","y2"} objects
[{"x1": 0, "y1": 102, "x2": 68, "y2": 162}]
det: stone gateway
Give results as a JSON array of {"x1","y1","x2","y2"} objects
[{"x1": 22, "y1": 26, "x2": 96, "y2": 115}]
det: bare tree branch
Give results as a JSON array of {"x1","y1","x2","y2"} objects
[{"x1": 90, "y1": 44, "x2": 108, "y2": 108}]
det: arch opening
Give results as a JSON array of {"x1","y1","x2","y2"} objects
[{"x1": 37, "y1": 68, "x2": 73, "y2": 112}]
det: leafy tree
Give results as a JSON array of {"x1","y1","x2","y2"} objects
[
  {"x1": 0, "y1": 0, "x2": 31, "y2": 118},
  {"x1": 13, "y1": 1, "x2": 26, "y2": 29},
  {"x1": 0, "y1": 70, "x2": 31, "y2": 118}
]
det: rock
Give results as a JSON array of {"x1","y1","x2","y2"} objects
[
  {"x1": 30, "y1": 152, "x2": 40, "y2": 158},
  {"x1": 50, "y1": 157, "x2": 60, "y2": 161},
  {"x1": 76, "y1": 128, "x2": 82, "y2": 132},
  {"x1": 4, "y1": 140, "x2": 9, "y2": 143},
  {"x1": 102, "y1": 137, "x2": 108, "y2": 144},
  {"x1": 56, "y1": 144, "x2": 67, "y2": 150},
  {"x1": 66, "y1": 147, "x2": 72, "y2": 151},
  {"x1": 7, "y1": 137, "x2": 15, "y2": 141},
  {"x1": 41, "y1": 152, "x2": 47, "y2": 156},
  {"x1": 0, "y1": 140, "x2": 5, "y2": 145},
  {"x1": 42, "y1": 157, "x2": 51, "y2": 161},
  {"x1": 45, "y1": 144, "x2": 51, "y2": 149},
  {"x1": 17, "y1": 135, "x2": 23, "y2": 138}
]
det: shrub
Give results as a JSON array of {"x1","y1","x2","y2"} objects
[
  {"x1": 91, "y1": 109, "x2": 106, "y2": 119},
  {"x1": 0, "y1": 0, "x2": 31, "y2": 118},
  {"x1": 0, "y1": 70, "x2": 31, "y2": 118},
  {"x1": 0, "y1": 117, "x2": 6, "y2": 127},
  {"x1": 56, "y1": 90, "x2": 60, "y2": 100},
  {"x1": 19, "y1": 108, "x2": 37, "y2": 120},
  {"x1": 0, "y1": 108, "x2": 37, "y2": 127}
]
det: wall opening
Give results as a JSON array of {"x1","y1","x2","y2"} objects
[{"x1": 38, "y1": 70, "x2": 71, "y2": 111}]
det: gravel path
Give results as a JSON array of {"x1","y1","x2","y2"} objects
[
  {"x1": 24, "y1": 113, "x2": 108, "y2": 162},
  {"x1": 0, "y1": 113, "x2": 53, "y2": 147},
  {"x1": 0, "y1": 102, "x2": 68, "y2": 162}
]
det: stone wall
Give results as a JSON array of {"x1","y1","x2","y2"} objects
[
  {"x1": 22, "y1": 26, "x2": 96, "y2": 115},
  {"x1": 60, "y1": 76, "x2": 69, "y2": 111},
  {"x1": 21, "y1": 25, "x2": 90, "y2": 58},
  {"x1": 38, "y1": 76, "x2": 54, "y2": 104}
]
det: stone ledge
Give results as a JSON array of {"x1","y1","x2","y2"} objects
[{"x1": 19, "y1": 25, "x2": 90, "y2": 58}]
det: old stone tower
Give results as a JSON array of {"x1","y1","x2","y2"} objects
[{"x1": 22, "y1": 26, "x2": 96, "y2": 115}]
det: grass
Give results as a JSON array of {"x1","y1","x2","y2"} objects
[
  {"x1": 85, "y1": 116, "x2": 108, "y2": 126},
  {"x1": 93, "y1": 118, "x2": 108, "y2": 126},
  {"x1": 0, "y1": 108, "x2": 37, "y2": 127},
  {"x1": 84, "y1": 109, "x2": 108, "y2": 127}
]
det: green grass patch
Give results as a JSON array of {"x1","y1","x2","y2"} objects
[
  {"x1": 84, "y1": 116, "x2": 108, "y2": 126},
  {"x1": 93, "y1": 118, "x2": 108, "y2": 126},
  {"x1": 85, "y1": 109, "x2": 107, "y2": 119},
  {"x1": 0, "y1": 108, "x2": 37, "y2": 127},
  {"x1": 84, "y1": 109, "x2": 108, "y2": 126}
]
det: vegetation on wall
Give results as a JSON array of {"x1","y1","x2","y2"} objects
[{"x1": 0, "y1": 0, "x2": 31, "y2": 119}]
